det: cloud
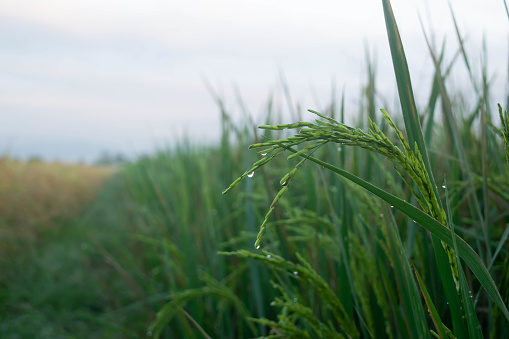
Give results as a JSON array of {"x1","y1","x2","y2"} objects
[
  {"x1": 0, "y1": 0, "x2": 507, "y2": 161},
  {"x1": 1, "y1": 0, "x2": 389, "y2": 48}
]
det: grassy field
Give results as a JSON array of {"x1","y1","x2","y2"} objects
[
  {"x1": 0, "y1": 157, "x2": 114, "y2": 263},
  {"x1": 2, "y1": 1, "x2": 509, "y2": 338},
  {"x1": 0, "y1": 158, "x2": 115, "y2": 337}
]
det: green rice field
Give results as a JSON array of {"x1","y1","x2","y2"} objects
[{"x1": 1, "y1": 1, "x2": 509, "y2": 338}]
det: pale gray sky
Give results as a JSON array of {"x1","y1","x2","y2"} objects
[{"x1": 0, "y1": 0, "x2": 507, "y2": 162}]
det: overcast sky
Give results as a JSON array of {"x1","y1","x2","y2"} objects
[{"x1": 1, "y1": 0, "x2": 507, "y2": 162}]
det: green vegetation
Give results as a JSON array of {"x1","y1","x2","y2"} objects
[
  {"x1": 0, "y1": 158, "x2": 115, "y2": 337},
  {"x1": 0, "y1": 157, "x2": 114, "y2": 262},
  {"x1": 2, "y1": 0, "x2": 509, "y2": 338}
]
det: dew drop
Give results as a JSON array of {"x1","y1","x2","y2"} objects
[
  {"x1": 256, "y1": 245, "x2": 261, "y2": 249},
  {"x1": 266, "y1": 255, "x2": 271, "y2": 259},
  {"x1": 293, "y1": 297, "x2": 298, "y2": 302},
  {"x1": 390, "y1": 205, "x2": 394, "y2": 208},
  {"x1": 293, "y1": 271, "x2": 298, "y2": 276},
  {"x1": 380, "y1": 213, "x2": 384, "y2": 217},
  {"x1": 261, "y1": 152, "x2": 267, "y2": 156},
  {"x1": 442, "y1": 185, "x2": 446, "y2": 188},
  {"x1": 248, "y1": 171, "x2": 254, "y2": 178},
  {"x1": 413, "y1": 220, "x2": 417, "y2": 223},
  {"x1": 337, "y1": 147, "x2": 342, "y2": 151}
]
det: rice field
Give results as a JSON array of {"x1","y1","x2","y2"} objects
[
  {"x1": 0, "y1": 157, "x2": 114, "y2": 260},
  {"x1": 0, "y1": 158, "x2": 115, "y2": 337},
  {"x1": 2, "y1": 0, "x2": 509, "y2": 338}
]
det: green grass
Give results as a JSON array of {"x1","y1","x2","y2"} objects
[{"x1": 2, "y1": 0, "x2": 509, "y2": 338}]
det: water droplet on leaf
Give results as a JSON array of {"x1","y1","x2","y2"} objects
[
  {"x1": 256, "y1": 245, "x2": 260, "y2": 249},
  {"x1": 266, "y1": 255, "x2": 271, "y2": 259},
  {"x1": 248, "y1": 171, "x2": 254, "y2": 178},
  {"x1": 293, "y1": 271, "x2": 298, "y2": 276}
]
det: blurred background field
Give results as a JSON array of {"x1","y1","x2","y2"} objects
[
  {"x1": 0, "y1": 157, "x2": 114, "y2": 257},
  {"x1": 0, "y1": 158, "x2": 116, "y2": 336}
]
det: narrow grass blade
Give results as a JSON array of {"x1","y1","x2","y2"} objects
[
  {"x1": 499, "y1": 104, "x2": 509, "y2": 166},
  {"x1": 504, "y1": 0, "x2": 509, "y2": 23},
  {"x1": 381, "y1": 0, "x2": 432, "y2": 175},
  {"x1": 383, "y1": 207, "x2": 429, "y2": 337},
  {"x1": 423, "y1": 40, "x2": 461, "y2": 148},
  {"x1": 424, "y1": 40, "x2": 446, "y2": 147},
  {"x1": 414, "y1": 266, "x2": 449, "y2": 339},
  {"x1": 380, "y1": 6, "x2": 466, "y2": 331},
  {"x1": 488, "y1": 224, "x2": 509, "y2": 271},
  {"x1": 444, "y1": 181, "x2": 483, "y2": 338},
  {"x1": 449, "y1": 3, "x2": 480, "y2": 96}
]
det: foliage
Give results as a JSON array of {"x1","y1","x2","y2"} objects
[{"x1": 2, "y1": 0, "x2": 509, "y2": 338}]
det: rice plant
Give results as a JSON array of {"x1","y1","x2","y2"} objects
[
  {"x1": 498, "y1": 104, "x2": 509, "y2": 165},
  {"x1": 220, "y1": 0, "x2": 509, "y2": 337}
]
